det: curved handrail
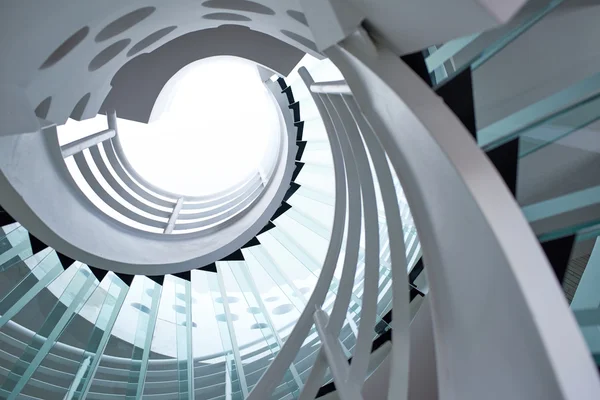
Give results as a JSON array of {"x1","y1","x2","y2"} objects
[
  {"x1": 66, "y1": 119, "x2": 273, "y2": 234},
  {"x1": 342, "y1": 95, "x2": 409, "y2": 399},
  {"x1": 325, "y1": 29, "x2": 600, "y2": 400},
  {"x1": 296, "y1": 72, "x2": 363, "y2": 399},
  {"x1": 323, "y1": 91, "x2": 380, "y2": 387},
  {"x1": 247, "y1": 65, "x2": 349, "y2": 399}
]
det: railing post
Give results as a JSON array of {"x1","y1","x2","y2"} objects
[
  {"x1": 164, "y1": 197, "x2": 184, "y2": 234},
  {"x1": 313, "y1": 307, "x2": 363, "y2": 400},
  {"x1": 106, "y1": 109, "x2": 118, "y2": 132},
  {"x1": 60, "y1": 128, "x2": 116, "y2": 158}
]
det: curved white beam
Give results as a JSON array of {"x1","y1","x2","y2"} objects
[
  {"x1": 327, "y1": 29, "x2": 600, "y2": 400},
  {"x1": 247, "y1": 67, "x2": 349, "y2": 400},
  {"x1": 297, "y1": 69, "x2": 363, "y2": 400},
  {"x1": 343, "y1": 95, "x2": 410, "y2": 400}
]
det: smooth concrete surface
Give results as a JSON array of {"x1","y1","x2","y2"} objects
[
  {"x1": 0, "y1": 84, "x2": 40, "y2": 137},
  {"x1": 327, "y1": 29, "x2": 600, "y2": 400},
  {"x1": 102, "y1": 25, "x2": 305, "y2": 123},
  {"x1": 0, "y1": 1, "x2": 320, "y2": 127}
]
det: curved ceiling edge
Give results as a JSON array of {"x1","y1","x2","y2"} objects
[
  {"x1": 0, "y1": 94, "x2": 296, "y2": 275},
  {"x1": 101, "y1": 25, "x2": 304, "y2": 123}
]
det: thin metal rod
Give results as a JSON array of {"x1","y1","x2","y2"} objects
[{"x1": 61, "y1": 129, "x2": 115, "y2": 158}]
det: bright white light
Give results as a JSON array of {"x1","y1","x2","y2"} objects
[{"x1": 118, "y1": 56, "x2": 279, "y2": 196}]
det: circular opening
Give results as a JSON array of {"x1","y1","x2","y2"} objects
[{"x1": 118, "y1": 56, "x2": 280, "y2": 196}]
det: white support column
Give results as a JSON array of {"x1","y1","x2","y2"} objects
[
  {"x1": 258, "y1": 167, "x2": 268, "y2": 186},
  {"x1": 164, "y1": 197, "x2": 184, "y2": 234},
  {"x1": 106, "y1": 109, "x2": 118, "y2": 132}
]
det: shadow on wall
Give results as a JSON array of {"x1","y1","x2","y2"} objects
[{"x1": 101, "y1": 25, "x2": 304, "y2": 123}]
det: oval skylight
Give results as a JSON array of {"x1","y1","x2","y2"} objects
[{"x1": 118, "y1": 56, "x2": 280, "y2": 196}]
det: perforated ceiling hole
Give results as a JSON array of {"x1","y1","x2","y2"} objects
[
  {"x1": 131, "y1": 302, "x2": 151, "y2": 314},
  {"x1": 127, "y1": 26, "x2": 177, "y2": 57},
  {"x1": 203, "y1": 12, "x2": 251, "y2": 21},
  {"x1": 286, "y1": 10, "x2": 308, "y2": 26},
  {"x1": 95, "y1": 7, "x2": 156, "y2": 42},
  {"x1": 175, "y1": 292, "x2": 197, "y2": 303},
  {"x1": 215, "y1": 296, "x2": 240, "y2": 304},
  {"x1": 70, "y1": 93, "x2": 91, "y2": 120},
  {"x1": 88, "y1": 39, "x2": 131, "y2": 71},
  {"x1": 251, "y1": 322, "x2": 269, "y2": 330},
  {"x1": 40, "y1": 27, "x2": 89, "y2": 69},
  {"x1": 182, "y1": 321, "x2": 198, "y2": 328},
  {"x1": 202, "y1": 0, "x2": 275, "y2": 15},
  {"x1": 35, "y1": 96, "x2": 52, "y2": 119},
  {"x1": 264, "y1": 296, "x2": 278, "y2": 302},
  {"x1": 247, "y1": 307, "x2": 261, "y2": 314},
  {"x1": 293, "y1": 287, "x2": 311, "y2": 297},
  {"x1": 172, "y1": 305, "x2": 186, "y2": 314},
  {"x1": 280, "y1": 30, "x2": 318, "y2": 53},
  {"x1": 216, "y1": 313, "x2": 239, "y2": 322},
  {"x1": 272, "y1": 304, "x2": 294, "y2": 315}
]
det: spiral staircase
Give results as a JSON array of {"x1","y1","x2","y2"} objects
[{"x1": 2, "y1": 0, "x2": 600, "y2": 399}]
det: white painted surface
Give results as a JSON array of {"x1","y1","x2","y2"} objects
[{"x1": 327, "y1": 29, "x2": 600, "y2": 400}]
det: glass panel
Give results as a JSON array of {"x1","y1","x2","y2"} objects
[
  {"x1": 220, "y1": 261, "x2": 298, "y2": 396},
  {"x1": 293, "y1": 185, "x2": 335, "y2": 207},
  {"x1": 299, "y1": 118, "x2": 327, "y2": 142},
  {"x1": 230, "y1": 260, "x2": 302, "y2": 396},
  {"x1": 70, "y1": 272, "x2": 129, "y2": 399},
  {"x1": 172, "y1": 276, "x2": 194, "y2": 399},
  {"x1": 273, "y1": 215, "x2": 328, "y2": 267},
  {"x1": 246, "y1": 247, "x2": 307, "y2": 312},
  {"x1": 0, "y1": 250, "x2": 63, "y2": 329},
  {"x1": 429, "y1": 0, "x2": 564, "y2": 87},
  {"x1": 122, "y1": 277, "x2": 162, "y2": 399},
  {"x1": 0, "y1": 264, "x2": 97, "y2": 399},
  {"x1": 25, "y1": 271, "x2": 127, "y2": 400},
  {"x1": 425, "y1": 34, "x2": 479, "y2": 76},
  {"x1": 191, "y1": 270, "x2": 227, "y2": 399},
  {"x1": 298, "y1": 142, "x2": 333, "y2": 166},
  {"x1": 482, "y1": 90, "x2": 600, "y2": 153},
  {"x1": 518, "y1": 121, "x2": 600, "y2": 242},
  {"x1": 147, "y1": 275, "x2": 178, "y2": 398},
  {"x1": 0, "y1": 226, "x2": 33, "y2": 272},
  {"x1": 571, "y1": 236, "x2": 600, "y2": 366},
  {"x1": 207, "y1": 268, "x2": 247, "y2": 399},
  {"x1": 287, "y1": 191, "x2": 334, "y2": 233},
  {"x1": 293, "y1": 164, "x2": 335, "y2": 196}
]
